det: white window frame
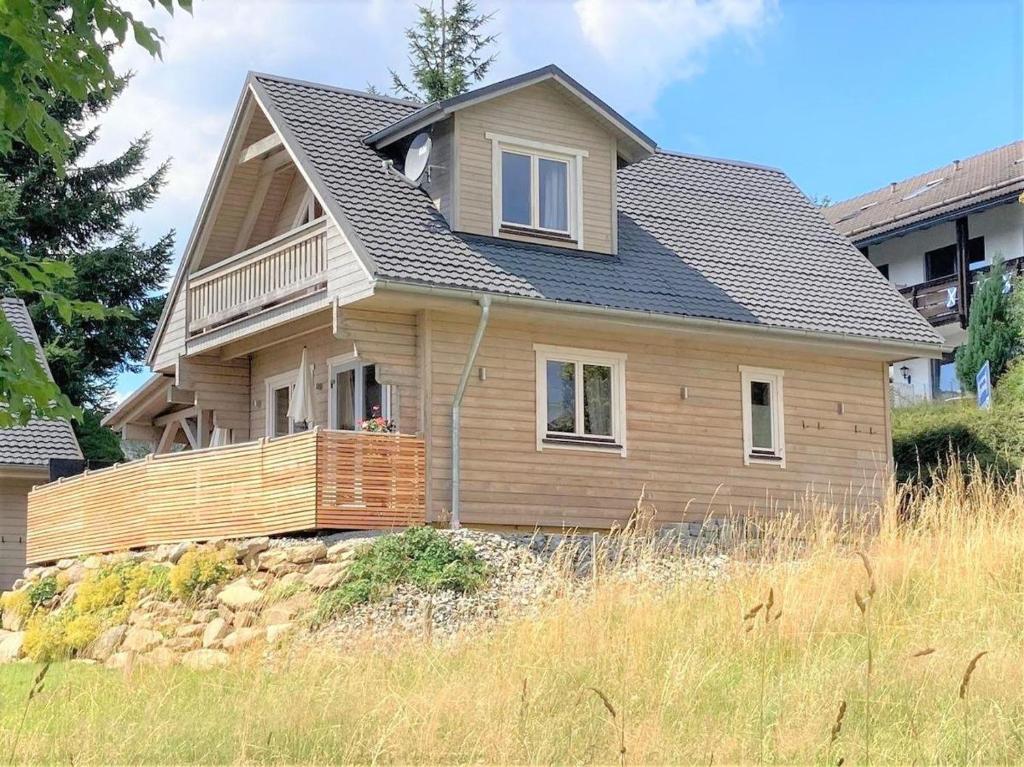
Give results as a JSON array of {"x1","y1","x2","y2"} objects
[
  {"x1": 326, "y1": 353, "x2": 394, "y2": 431},
  {"x1": 534, "y1": 344, "x2": 626, "y2": 456},
  {"x1": 488, "y1": 132, "x2": 586, "y2": 248},
  {"x1": 265, "y1": 369, "x2": 306, "y2": 438},
  {"x1": 739, "y1": 366, "x2": 786, "y2": 468}
]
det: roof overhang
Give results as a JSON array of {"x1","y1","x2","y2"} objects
[
  {"x1": 850, "y1": 189, "x2": 1023, "y2": 247},
  {"x1": 373, "y1": 278, "x2": 943, "y2": 362},
  {"x1": 102, "y1": 373, "x2": 174, "y2": 431},
  {"x1": 364, "y1": 65, "x2": 657, "y2": 164}
]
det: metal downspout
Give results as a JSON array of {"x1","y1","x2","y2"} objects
[{"x1": 451, "y1": 296, "x2": 491, "y2": 529}]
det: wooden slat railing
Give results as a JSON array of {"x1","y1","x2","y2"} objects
[
  {"x1": 899, "y1": 256, "x2": 1024, "y2": 325},
  {"x1": 26, "y1": 430, "x2": 426, "y2": 564},
  {"x1": 188, "y1": 217, "x2": 328, "y2": 334}
]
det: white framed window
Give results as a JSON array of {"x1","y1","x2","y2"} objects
[
  {"x1": 327, "y1": 353, "x2": 394, "y2": 431},
  {"x1": 534, "y1": 344, "x2": 626, "y2": 456},
  {"x1": 488, "y1": 132, "x2": 586, "y2": 247},
  {"x1": 739, "y1": 366, "x2": 786, "y2": 467},
  {"x1": 265, "y1": 370, "x2": 310, "y2": 438}
]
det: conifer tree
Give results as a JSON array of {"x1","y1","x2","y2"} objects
[
  {"x1": 955, "y1": 258, "x2": 1021, "y2": 393},
  {"x1": 390, "y1": 0, "x2": 498, "y2": 102}
]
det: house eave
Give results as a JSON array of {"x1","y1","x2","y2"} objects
[{"x1": 373, "y1": 279, "x2": 943, "y2": 361}]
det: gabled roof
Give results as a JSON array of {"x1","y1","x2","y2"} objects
[
  {"x1": 824, "y1": 141, "x2": 1024, "y2": 245},
  {"x1": 247, "y1": 72, "x2": 940, "y2": 349},
  {"x1": 0, "y1": 298, "x2": 82, "y2": 468},
  {"x1": 364, "y1": 64, "x2": 657, "y2": 164}
]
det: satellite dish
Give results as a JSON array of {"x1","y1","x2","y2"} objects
[{"x1": 403, "y1": 133, "x2": 432, "y2": 183}]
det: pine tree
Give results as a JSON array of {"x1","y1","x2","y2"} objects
[
  {"x1": 955, "y1": 258, "x2": 1020, "y2": 393},
  {"x1": 390, "y1": 0, "x2": 498, "y2": 102},
  {"x1": 0, "y1": 79, "x2": 174, "y2": 458}
]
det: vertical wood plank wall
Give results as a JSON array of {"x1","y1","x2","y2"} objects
[{"x1": 26, "y1": 431, "x2": 427, "y2": 564}]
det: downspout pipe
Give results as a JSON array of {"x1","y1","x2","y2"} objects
[{"x1": 451, "y1": 296, "x2": 491, "y2": 529}]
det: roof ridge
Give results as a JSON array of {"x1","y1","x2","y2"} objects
[
  {"x1": 249, "y1": 71, "x2": 422, "y2": 108},
  {"x1": 832, "y1": 138, "x2": 1024, "y2": 208},
  {"x1": 653, "y1": 148, "x2": 783, "y2": 174}
]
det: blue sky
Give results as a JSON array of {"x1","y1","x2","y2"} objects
[{"x1": 103, "y1": 0, "x2": 1023, "y2": 400}]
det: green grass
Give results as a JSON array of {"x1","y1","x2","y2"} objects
[{"x1": 313, "y1": 527, "x2": 488, "y2": 625}]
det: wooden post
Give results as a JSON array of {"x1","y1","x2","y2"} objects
[{"x1": 955, "y1": 216, "x2": 970, "y2": 328}]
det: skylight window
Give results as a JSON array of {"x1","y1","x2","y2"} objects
[{"x1": 902, "y1": 177, "x2": 945, "y2": 201}]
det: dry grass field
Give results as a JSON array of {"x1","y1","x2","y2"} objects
[{"x1": 1, "y1": 463, "x2": 1022, "y2": 765}]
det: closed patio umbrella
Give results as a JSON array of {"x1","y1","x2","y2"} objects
[
  {"x1": 287, "y1": 347, "x2": 315, "y2": 429},
  {"x1": 209, "y1": 426, "x2": 230, "y2": 447}
]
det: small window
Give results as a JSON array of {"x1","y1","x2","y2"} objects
[
  {"x1": 877, "y1": 263, "x2": 890, "y2": 280},
  {"x1": 740, "y1": 367, "x2": 785, "y2": 467},
  {"x1": 931, "y1": 353, "x2": 962, "y2": 399},
  {"x1": 265, "y1": 370, "x2": 310, "y2": 437},
  {"x1": 489, "y1": 133, "x2": 585, "y2": 245},
  {"x1": 535, "y1": 345, "x2": 626, "y2": 454}
]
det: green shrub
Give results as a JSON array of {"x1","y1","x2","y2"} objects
[
  {"x1": 169, "y1": 548, "x2": 234, "y2": 601},
  {"x1": 74, "y1": 561, "x2": 169, "y2": 616},
  {"x1": 0, "y1": 589, "x2": 31, "y2": 621},
  {"x1": 27, "y1": 576, "x2": 58, "y2": 607},
  {"x1": 22, "y1": 613, "x2": 70, "y2": 663},
  {"x1": 956, "y1": 259, "x2": 1021, "y2": 392},
  {"x1": 314, "y1": 527, "x2": 487, "y2": 625}
]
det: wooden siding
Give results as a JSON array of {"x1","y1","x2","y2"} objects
[
  {"x1": 455, "y1": 80, "x2": 617, "y2": 254},
  {"x1": 179, "y1": 355, "x2": 251, "y2": 437},
  {"x1": 0, "y1": 476, "x2": 35, "y2": 589},
  {"x1": 152, "y1": 287, "x2": 187, "y2": 372},
  {"x1": 250, "y1": 309, "x2": 421, "y2": 438},
  {"x1": 426, "y1": 310, "x2": 891, "y2": 528},
  {"x1": 26, "y1": 431, "x2": 426, "y2": 564},
  {"x1": 424, "y1": 117, "x2": 455, "y2": 227}
]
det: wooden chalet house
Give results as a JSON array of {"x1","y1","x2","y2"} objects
[{"x1": 28, "y1": 66, "x2": 942, "y2": 563}]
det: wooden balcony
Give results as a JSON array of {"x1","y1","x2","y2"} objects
[
  {"x1": 899, "y1": 257, "x2": 1024, "y2": 326},
  {"x1": 26, "y1": 430, "x2": 426, "y2": 564},
  {"x1": 188, "y1": 217, "x2": 328, "y2": 335}
]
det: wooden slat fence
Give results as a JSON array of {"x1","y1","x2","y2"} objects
[{"x1": 26, "y1": 430, "x2": 426, "y2": 564}]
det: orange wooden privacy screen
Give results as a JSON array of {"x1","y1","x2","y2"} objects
[{"x1": 26, "y1": 430, "x2": 426, "y2": 564}]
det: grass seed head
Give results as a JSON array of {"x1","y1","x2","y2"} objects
[
  {"x1": 588, "y1": 687, "x2": 617, "y2": 719},
  {"x1": 829, "y1": 700, "x2": 847, "y2": 744},
  {"x1": 959, "y1": 651, "x2": 988, "y2": 699},
  {"x1": 911, "y1": 648, "x2": 936, "y2": 658}
]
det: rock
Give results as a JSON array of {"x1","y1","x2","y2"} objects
[
  {"x1": 0, "y1": 631, "x2": 24, "y2": 662},
  {"x1": 249, "y1": 572, "x2": 275, "y2": 589},
  {"x1": 268, "y1": 562, "x2": 306, "y2": 577},
  {"x1": 327, "y1": 539, "x2": 367, "y2": 561},
  {"x1": 56, "y1": 558, "x2": 77, "y2": 570},
  {"x1": 121, "y1": 628, "x2": 163, "y2": 654},
  {"x1": 233, "y1": 610, "x2": 256, "y2": 628},
  {"x1": 277, "y1": 571, "x2": 304, "y2": 588},
  {"x1": 175, "y1": 623, "x2": 204, "y2": 638},
  {"x1": 84, "y1": 624, "x2": 127, "y2": 662},
  {"x1": 221, "y1": 627, "x2": 262, "y2": 652},
  {"x1": 164, "y1": 636, "x2": 201, "y2": 653},
  {"x1": 141, "y1": 647, "x2": 178, "y2": 668},
  {"x1": 303, "y1": 562, "x2": 349, "y2": 591},
  {"x1": 203, "y1": 617, "x2": 229, "y2": 649},
  {"x1": 238, "y1": 537, "x2": 270, "y2": 567},
  {"x1": 191, "y1": 609, "x2": 219, "y2": 623},
  {"x1": 285, "y1": 541, "x2": 327, "y2": 565},
  {"x1": 217, "y1": 578, "x2": 263, "y2": 610},
  {"x1": 82, "y1": 555, "x2": 103, "y2": 570},
  {"x1": 62, "y1": 562, "x2": 85, "y2": 585},
  {"x1": 265, "y1": 623, "x2": 294, "y2": 643},
  {"x1": 105, "y1": 652, "x2": 134, "y2": 670},
  {"x1": 256, "y1": 549, "x2": 288, "y2": 572},
  {"x1": 167, "y1": 541, "x2": 195, "y2": 565},
  {"x1": 11, "y1": 579, "x2": 23, "y2": 591},
  {"x1": 181, "y1": 649, "x2": 229, "y2": 670},
  {"x1": 2, "y1": 608, "x2": 24, "y2": 632},
  {"x1": 216, "y1": 604, "x2": 234, "y2": 624}
]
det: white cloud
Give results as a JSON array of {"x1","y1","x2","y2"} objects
[{"x1": 572, "y1": 0, "x2": 774, "y2": 112}]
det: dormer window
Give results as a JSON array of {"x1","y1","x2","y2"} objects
[{"x1": 488, "y1": 132, "x2": 586, "y2": 247}]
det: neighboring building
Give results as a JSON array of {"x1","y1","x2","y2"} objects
[
  {"x1": 101, "y1": 65, "x2": 941, "y2": 531},
  {"x1": 0, "y1": 298, "x2": 82, "y2": 586},
  {"x1": 824, "y1": 141, "x2": 1024, "y2": 402}
]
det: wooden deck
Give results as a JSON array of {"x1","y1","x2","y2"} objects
[{"x1": 26, "y1": 429, "x2": 426, "y2": 564}]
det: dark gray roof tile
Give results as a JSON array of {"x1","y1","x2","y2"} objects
[{"x1": 253, "y1": 74, "x2": 941, "y2": 348}]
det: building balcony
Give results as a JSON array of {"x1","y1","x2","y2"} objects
[
  {"x1": 187, "y1": 217, "x2": 328, "y2": 336},
  {"x1": 25, "y1": 429, "x2": 426, "y2": 565},
  {"x1": 898, "y1": 256, "x2": 1024, "y2": 326}
]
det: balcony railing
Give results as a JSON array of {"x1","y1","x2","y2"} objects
[
  {"x1": 899, "y1": 257, "x2": 1024, "y2": 325},
  {"x1": 188, "y1": 217, "x2": 328, "y2": 334},
  {"x1": 26, "y1": 429, "x2": 426, "y2": 564}
]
